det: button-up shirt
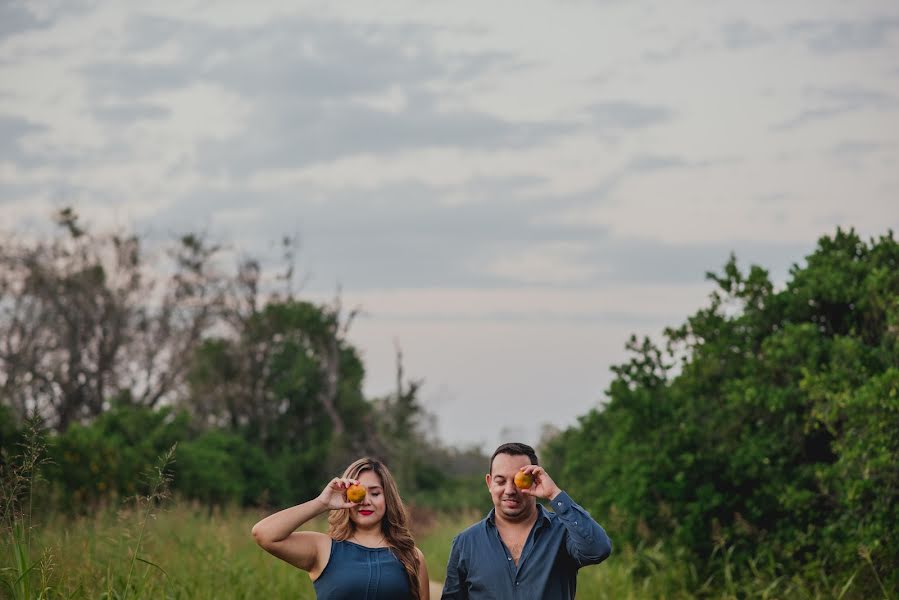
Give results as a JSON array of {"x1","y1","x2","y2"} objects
[{"x1": 441, "y1": 491, "x2": 612, "y2": 599}]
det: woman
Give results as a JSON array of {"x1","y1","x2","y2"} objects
[{"x1": 251, "y1": 458, "x2": 430, "y2": 599}]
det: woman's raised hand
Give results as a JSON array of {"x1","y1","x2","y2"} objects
[{"x1": 316, "y1": 477, "x2": 361, "y2": 510}]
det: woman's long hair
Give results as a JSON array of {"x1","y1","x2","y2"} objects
[{"x1": 328, "y1": 458, "x2": 421, "y2": 600}]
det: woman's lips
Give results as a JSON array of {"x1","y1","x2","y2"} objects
[{"x1": 358, "y1": 509, "x2": 374, "y2": 516}]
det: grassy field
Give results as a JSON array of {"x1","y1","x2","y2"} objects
[{"x1": 1, "y1": 499, "x2": 876, "y2": 600}]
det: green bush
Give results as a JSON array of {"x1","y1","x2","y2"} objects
[
  {"x1": 545, "y1": 229, "x2": 899, "y2": 597},
  {"x1": 177, "y1": 432, "x2": 245, "y2": 505},
  {"x1": 43, "y1": 404, "x2": 299, "y2": 509},
  {"x1": 46, "y1": 403, "x2": 189, "y2": 509}
]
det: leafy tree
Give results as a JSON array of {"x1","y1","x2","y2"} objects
[
  {"x1": 545, "y1": 229, "x2": 899, "y2": 596},
  {"x1": 188, "y1": 299, "x2": 370, "y2": 442},
  {"x1": 186, "y1": 288, "x2": 392, "y2": 504}
]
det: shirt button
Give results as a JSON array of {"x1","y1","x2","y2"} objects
[
  {"x1": 508, "y1": 557, "x2": 511, "y2": 560},
  {"x1": 558, "y1": 502, "x2": 563, "y2": 506},
  {"x1": 574, "y1": 521, "x2": 578, "y2": 525}
]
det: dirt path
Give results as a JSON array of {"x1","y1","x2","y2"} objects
[{"x1": 429, "y1": 580, "x2": 443, "y2": 597}]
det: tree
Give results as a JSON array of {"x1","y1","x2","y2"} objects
[
  {"x1": 545, "y1": 229, "x2": 899, "y2": 596},
  {"x1": 188, "y1": 297, "x2": 370, "y2": 441},
  {"x1": 0, "y1": 208, "x2": 224, "y2": 430}
]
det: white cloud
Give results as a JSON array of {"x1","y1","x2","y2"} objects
[
  {"x1": 484, "y1": 241, "x2": 605, "y2": 285},
  {"x1": 3, "y1": 0, "x2": 899, "y2": 447},
  {"x1": 352, "y1": 85, "x2": 410, "y2": 114},
  {"x1": 304, "y1": 283, "x2": 712, "y2": 322}
]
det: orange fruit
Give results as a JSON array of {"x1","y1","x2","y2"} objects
[
  {"x1": 513, "y1": 471, "x2": 534, "y2": 490},
  {"x1": 346, "y1": 483, "x2": 367, "y2": 503}
]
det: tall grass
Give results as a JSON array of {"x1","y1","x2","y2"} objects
[
  {"x1": 9, "y1": 503, "x2": 317, "y2": 599},
  {"x1": 119, "y1": 444, "x2": 177, "y2": 600},
  {"x1": 1, "y1": 426, "x2": 186, "y2": 600},
  {"x1": 1, "y1": 418, "x2": 52, "y2": 600},
  {"x1": 2, "y1": 502, "x2": 887, "y2": 599}
]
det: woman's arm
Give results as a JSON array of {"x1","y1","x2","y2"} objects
[
  {"x1": 416, "y1": 547, "x2": 431, "y2": 600},
  {"x1": 251, "y1": 477, "x2": 359, "y2": 573}
]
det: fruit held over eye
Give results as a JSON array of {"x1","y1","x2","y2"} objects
[
  {"x1": 346, "y1": 483, "x2": 367, "y2": 503},
  {"x1": 514, "y1": 471, "x2": 534, "y2": 490}
]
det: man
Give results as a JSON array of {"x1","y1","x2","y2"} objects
[{"x1": 441, "y1": 442, "x2": 611, "y2": 599}]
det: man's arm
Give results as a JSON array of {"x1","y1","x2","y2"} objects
[
  {"x1": 550, "y1": 491, "x2": 612, "y2": 566},
  {"x1": 518, "y1": 465, "x2": 612, "y2": 566},
  {"x1": 440, "y1": 535, "x2": 469, "y2": 600}
]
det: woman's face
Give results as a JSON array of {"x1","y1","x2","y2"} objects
[{"x1": 348, "y1": 470, "x2": 387, "y2": 529}]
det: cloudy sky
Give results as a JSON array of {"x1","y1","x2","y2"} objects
[{"x1": 2, "y1": 0, "x2": 898, "y2": 452}]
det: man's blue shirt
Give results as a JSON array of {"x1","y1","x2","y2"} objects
[{"x1": 441, "y1": 491, "x2": 612, "y2": 599}]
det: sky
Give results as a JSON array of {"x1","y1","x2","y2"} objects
[{"x1": 2, "y1": 0, "x2": 898, "y2": 452}]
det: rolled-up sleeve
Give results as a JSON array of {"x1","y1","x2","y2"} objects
[
  {"x1": 551, "y1": 491, "x2": 612, "y2": 566},
  {"x1": 440, "y1": 535, "x2": 469, "y2": 600}
]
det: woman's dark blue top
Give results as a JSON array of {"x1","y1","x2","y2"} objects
[{"x1": 312, "y1": 540, "x2": 412, "y2": 599}]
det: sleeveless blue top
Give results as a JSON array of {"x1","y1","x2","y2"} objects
[{"x1": 312, "y1": 540, "x2": 412, "y2": 599}]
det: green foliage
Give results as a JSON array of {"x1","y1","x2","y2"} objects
[
  {"x1": 0, "y1": 404, "x2": 23, "y2": 476},
  {"x1": 409, "y1": 473, "x2": 492, "y2": 514},
  {"x1": 186, "y1": 298, "x2": 382, "y2": 506},
  {"x1": 46, "y1": 403, "x2": 189, "y2": 509},
  {"x1": 24, "y1": 293, "x2": 482, "y2": 513},
  {"x1": 42, "y1": 402, "x2": 322, "y2": 509},
  {"x1": 177, "y1": 431, "x2": 269, "y2": 506},
  {"x1": 546, "y1": 229, "x2": 899, "y2": 597},
  {"x1": 3, "y1": 210, "x2": 485, "y2": 517}
]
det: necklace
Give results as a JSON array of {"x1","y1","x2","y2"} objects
[{"x1": 351, "y1": 533, "x2": 387, "y2": 548}]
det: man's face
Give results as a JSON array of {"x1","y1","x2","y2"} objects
[{"x1": 487, "y1": 453, "x2": 536, "y2": 522}]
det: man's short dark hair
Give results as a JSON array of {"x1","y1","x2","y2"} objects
[{"x1": 489, "y1": 442, "x2": 538, "y2": 474}]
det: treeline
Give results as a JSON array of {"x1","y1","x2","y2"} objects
[
  {"x1": 4, "y1": 210, "x2": 897, "y2": 595},
  {"x1": 544, "y1": 229, "x2": 899, "y2": 596},
  {"x1": 0, "y1": 209, "x2": 486, "y2": 512}
]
